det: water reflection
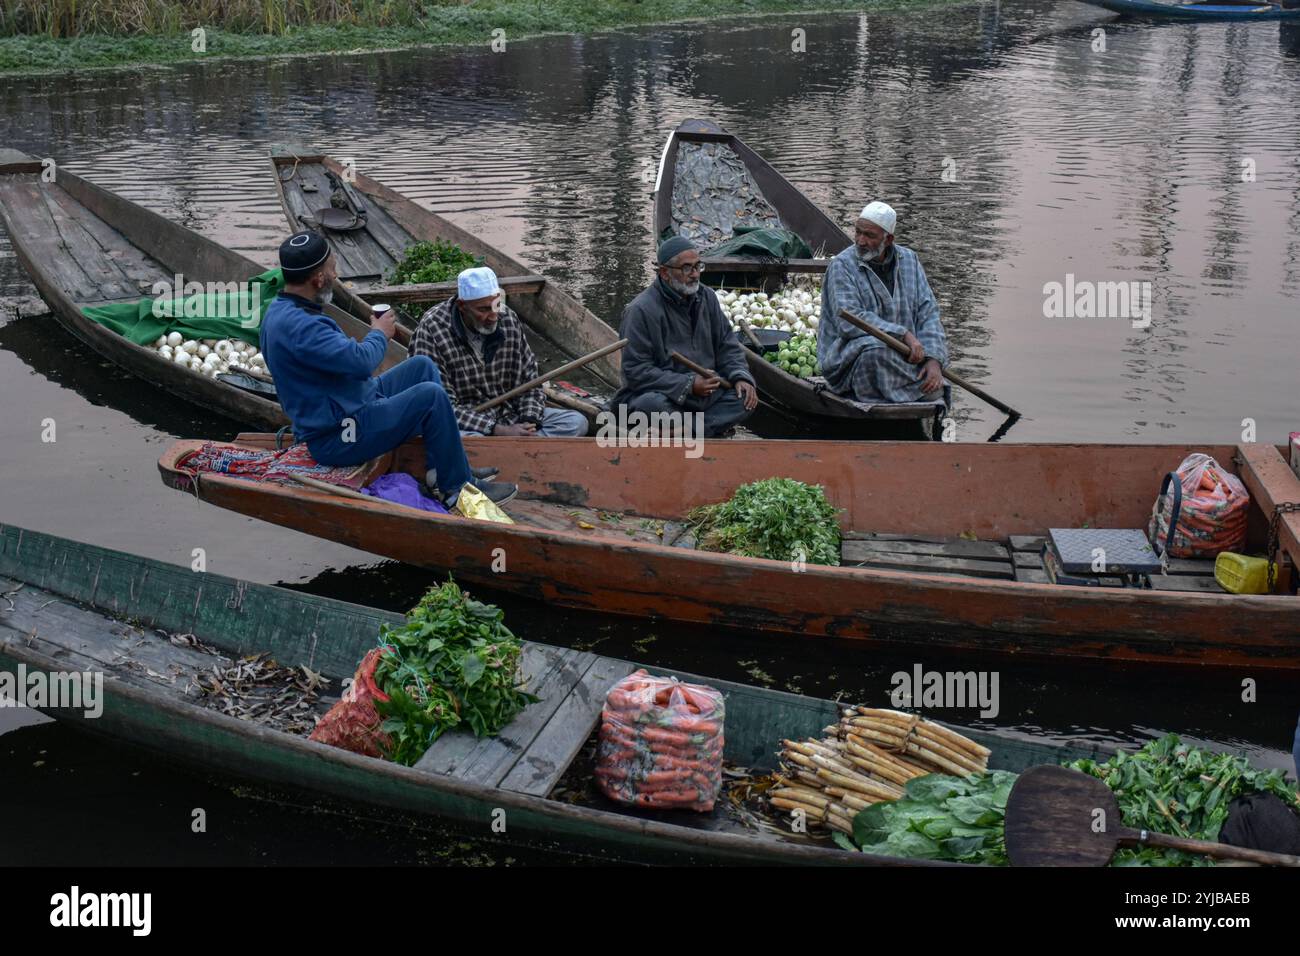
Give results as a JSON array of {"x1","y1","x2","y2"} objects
[{"x1": 2, "y1": 1, "x2": 1299, "y2": 860}]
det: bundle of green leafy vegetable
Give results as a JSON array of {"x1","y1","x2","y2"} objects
[
  {"x1": 372, "y1": 579, "x2": 538, "y2": 766},
  {"x1": 832, "y1": 735, "x2": 1299, "y2": 867},
  {"x1": 388, "y1": 240, "x2": 484, "y2": 323},
  {"x1": 833, "y1": 771, "x2": 1015, "y2": 864},
  {"x1": 1067, "y1": 734, "x2": 1300, "y2": 866},
  {"x1": 390, "y1": 239, "x2": 482, "y2": 286},
  {"x1": 688, "y1": 477, "x2": 841, "y2": 566}
]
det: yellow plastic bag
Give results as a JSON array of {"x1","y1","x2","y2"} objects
[{"x1": 455, "y1": 485, "x2": 514, "y2": 524}]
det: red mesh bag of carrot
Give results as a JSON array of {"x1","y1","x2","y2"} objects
[
  {"x1": 595, "y1": 669, "x2": 725, "y2": 812},
  {"x1": 309, "y1": 647, "x2": 392, "y2": 758},
  {"x1": 1148, "y1": 453, "x2": 1250, "y2": 558}
]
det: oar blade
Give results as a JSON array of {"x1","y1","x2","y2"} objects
[{"x1": 1005, "y1": 765, "x2": 1120, "y2": 867}]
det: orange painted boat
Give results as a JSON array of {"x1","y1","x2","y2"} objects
[{"x1": 158, "y1": 436, "x2": 1300, "y2": 669}]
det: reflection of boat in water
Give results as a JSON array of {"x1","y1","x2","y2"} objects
[
  {"x1": 1281, "y1": 20, "x2": 1300, "y2": 53},
  {"x1": 1076, "y1": 0, "x2": 1300, "y2": 20}
]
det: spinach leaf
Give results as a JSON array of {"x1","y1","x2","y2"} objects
[{"x1": 371, "y1": 578, "x2": 538, "y2": 766}]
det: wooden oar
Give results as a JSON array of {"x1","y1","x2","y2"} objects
[
  {"x1": 735, "y1": 314, "x2": 765, "y2": 352},
  {"x1": 669, "y1": 350, "x2": 793, "y2": 420},
  {"x1": 837, "y1": 308, "x2": 1021, "y2": 418},
  {"x1": 1005, "y1": 765, "x2": 1300, "y2": 867},
  {"x1": 670, "y1": 350, "x2": 738, "y2": 390},
  {"x1": 473, "y1": 339, "x2": 628, "y2": 413},
  {"x1": 288, "y1": 472, "x2": 384, "y2": 502}
]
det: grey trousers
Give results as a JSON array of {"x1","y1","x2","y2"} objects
[
  {"x1": 622, "y1": 389, "x2": 752, "y2": 437},
  {"x1": 460, "y1": 406, "x2": 590, "y2": 438}
]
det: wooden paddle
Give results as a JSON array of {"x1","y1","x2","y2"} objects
[
  {"x1": 1005, "y1": 765, "x2": 1300, "y2": 867},
  {"x1": 473, "y1": 339, "x2": 627, "y2": 413},
  {"x1": 837, "y1": 308, "x2": 1021, "y2": 418},
  {"x1": 670, "y1": 350, "x2": 739, "y2": 390},
  {"x1": 667, "y1": 351, "x2": 794, "y2": 423},
  {"x1": 735, "y1": 314, "x2": 766, "y2": 352}
]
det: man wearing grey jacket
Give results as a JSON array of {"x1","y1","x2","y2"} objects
[{"x1": 611, "y1": 237, "x2": 757, "y2": 437}]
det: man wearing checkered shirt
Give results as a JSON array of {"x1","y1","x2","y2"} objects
[{"x1": 410, "y1": 267, "x2": 589, "y2": 438}]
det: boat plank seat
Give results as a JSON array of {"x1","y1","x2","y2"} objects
[
  {"x1": 413, "y1": 643, "x2": 600, "y2": 786},
  {"x1": 852, "y1": 532, "x2": 1226, "y2": 589},
  {"x1": 1147, "y1": 575, "x2": 1224, "y2": 593},
  {"x1": 360, "y1": 274, "x2": 546, "y2": 305},
  {"x1": 704, "y1": 256, "x2": 828, "y2": 274},
  {"x1": 842, "y1": 536, "x2": 1014, "y2": 580},
  {"x1": 499, "y1": 655, "x2": 638, "y2": 797}
]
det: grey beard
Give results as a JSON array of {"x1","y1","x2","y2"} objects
[
  {"x1": 316, "y1": 286, "x2": 334, "y2": 306},
  {"x1": 857, "y1": 245, "x2": 881, "y2": 263},
  {"x1": 666, "y1": 276, "x2": 699, "y2": 296}
]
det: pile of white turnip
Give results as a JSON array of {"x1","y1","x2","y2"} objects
[
  {"x1": 716, "y1": 278, "x2": 824, "y2": 379},
  {"x1": 150, "y1": 331, "x2": 271, "y2": 380}
]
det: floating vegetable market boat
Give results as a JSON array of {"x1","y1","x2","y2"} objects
[
  {"x1": 0, "y1": 149, "x2": 402, "y2": 430},
  {"x1": 1074, "y1": 0, "x2": 1300, "y2": 20},
  {"x1": 652, "y1": 123, "x2": 944, "y2": 433},
  {"x1": 158, "y1": 435, "x2": 1300, "y2": 670},
  {"x1": 268, "y1": 145, "x2": 623, "y2": 394},
  {"x1": 0, "y1": 522, "x2": 1115, "y2": 865}
]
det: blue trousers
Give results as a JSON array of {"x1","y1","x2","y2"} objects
[{"x1": 306, "y1": 356, "x2": 472, "y2": 496}]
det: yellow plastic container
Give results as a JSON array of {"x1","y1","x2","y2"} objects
[{"x1": 1214, "y1": 552, "x2": 1270, "y2": 595}]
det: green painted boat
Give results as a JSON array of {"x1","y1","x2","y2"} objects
[{"x1": 0, "y1": 523, "x2": 1109, "y2": 865}]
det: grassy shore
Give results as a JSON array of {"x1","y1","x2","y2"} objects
[{"x1": 0, "y1": 0, "x2": 966, "y2": 76}]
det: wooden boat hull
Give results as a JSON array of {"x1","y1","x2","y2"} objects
[
  {"x1": 269, "y1": 146, "x2": 623, "y2": 391},
  {"x1": 0, "y1": 523, "x2": 1102, "y2": 865},
  {"x1": 1078, "y1": 0, "x2": 1300, "y2": 19},
  {"x1": 746, "y1": 348, "x2": 944, "y2": 430},
  {"x1": 0, "y1": 150, "x2": 401, "y2": 429},
  {"x1": 158, "y1": 437, "x2": 1300, "y2": 670}
]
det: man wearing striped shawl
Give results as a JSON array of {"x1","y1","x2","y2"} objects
[{"x1": 818, "y1": 202, "x2": 949, "y2": 405}]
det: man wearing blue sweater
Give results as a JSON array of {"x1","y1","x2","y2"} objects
[{"x1": 260, "y1": 231, "x2": 516, "y2": 506}]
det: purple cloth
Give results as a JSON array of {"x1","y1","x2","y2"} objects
[{"x1": 361, "y1": 473, "x2": 450, "y2": 513}]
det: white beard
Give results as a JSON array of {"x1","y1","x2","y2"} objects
[{"x1": 316, "y1": 286, "x2": 334, "y2": 306}]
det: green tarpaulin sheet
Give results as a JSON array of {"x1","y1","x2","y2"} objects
[
  {"x1": 81, "y1": 268, "x2": 285, "y2": 347},
  {"x1": 704, "y1": 226, "x2": 813, "y2": 261}
]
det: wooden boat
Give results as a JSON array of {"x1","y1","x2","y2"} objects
[
  {"x1": 158, "y1": 435, "x2": 1300, "y2": 670},
  {"x1": 653, "y1": 122, "x2": 943, "y2": 432},
  {"x1": 0, "y1": 149, "x2": 404, "y2": 430},
  {"x1": 268, "y1": 145, "x2": 623, "y2": 393},
  {"x1": 1076, "y1": 0, "x2": 1300, "y2": 19},
  {"x1": 0, "y1": 523, "x2": 1112, "y2": 865},
  {"x1": 653, "y1": 118, "x2": 848, "y2": 286},
  {"x1": 744, "y1": 338, "x2": 945, "y2": 433}
]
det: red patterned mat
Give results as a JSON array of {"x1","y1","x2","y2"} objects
[{"x1": 176, "y1": 442, "x2": 370, "y2": 488}]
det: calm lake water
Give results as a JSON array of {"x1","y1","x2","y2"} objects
[{"x1": 1, "y1": 1, "x2": 1298, "y2": 865}]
